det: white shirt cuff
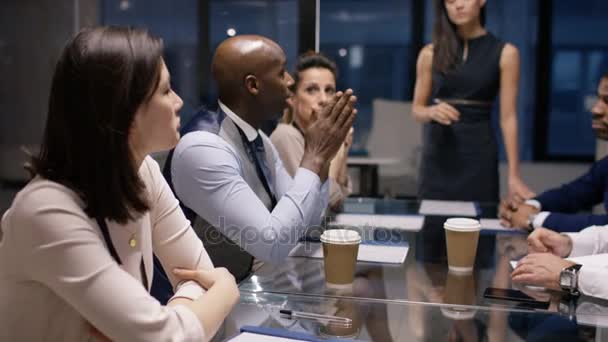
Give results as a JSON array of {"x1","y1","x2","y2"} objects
[
  {"x1": 566, "y1": 232, "x2": 597, "y2": 258},
  {"x1": 578, "y1": 266, "x2": 599, "y2": 298},
  {"x1": 532, "y1": 211, "x2": 551, "y2": 229},
  {"x1": 525, "y1": 199, "x2": 542, "y2": 210},
  {"x1": 565, "y1": 252, "x2": 608, "y2": 300},
  {"x1": 294, "y1": 167, "x2": 322, "y2": 189},
  {"x1": 572, "y1": 264, "x2": 608, "y2": 300}
]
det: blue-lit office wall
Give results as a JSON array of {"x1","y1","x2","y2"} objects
[
  {"x1": 207, "y1": 0, "x2": 298, "y2": 107},
  {"x1": 101, "y1": 0, "x2": 201, "y2": 122},
  {"x1": 100, "y1": 0, "x2": 608, "y2": 160},
  {"x1": 320, "y1": 0, "x2": 411, "y2": 153},
  {"x1": 547, "y1": 1, "x2": 608, "y2": 158}
]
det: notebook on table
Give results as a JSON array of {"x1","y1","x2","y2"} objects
[{"x1": 227, "y1": 326, "x2": 361, "y2": 341}]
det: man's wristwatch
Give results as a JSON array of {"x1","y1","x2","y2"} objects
[
  {"x1": 560, "y1": 264, "x2": 582, "y2": 296},
  {"x1": 526, "y1": 213, "x2": 537, "y2": 231}
]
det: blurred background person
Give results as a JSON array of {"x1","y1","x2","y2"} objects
[
  {"x1": 271, "y1": 52, "x2": 353, "y2": 211},
  {"x1": 412, "y1": 0, "x2": 533, "y2": 203}
]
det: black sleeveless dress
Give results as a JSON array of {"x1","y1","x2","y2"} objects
[{"x1": 418, "y1": 33, "x2": 505, "y2": 203}]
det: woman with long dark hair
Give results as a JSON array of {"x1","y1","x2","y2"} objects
[
  {"x1": 412, "y1": 0, "x2": 533, "y2": 202},
  {"x1": 0, "y1": 26, "x2": 238, "y2": 341}
]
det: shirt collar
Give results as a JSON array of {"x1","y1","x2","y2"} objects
[{"x1": 218, "y1": 100, "x2": 259, "y2": 142}]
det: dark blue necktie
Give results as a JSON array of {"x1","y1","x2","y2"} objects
[{"x1": 237, "y1": 127, "x2": 278, "y2": 209}]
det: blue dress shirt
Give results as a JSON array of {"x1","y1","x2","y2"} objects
[{"x1": 171, "y1": 102, "x2": 329, "y2": 264}]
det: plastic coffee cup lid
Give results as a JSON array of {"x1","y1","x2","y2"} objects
[
  {"x1": 320, "y1": 229, "x2": 361, "y2": 245},
  {"x1": 443, "y1": 218, "x2": 480, "y2": 232}
]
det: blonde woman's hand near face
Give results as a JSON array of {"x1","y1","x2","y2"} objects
[
  {"x1": 345, "y1": 127, "x2": 354, "y2": 149},
  {"x1": 302, "y1": 90, "x2": 357, "y2": 178}
]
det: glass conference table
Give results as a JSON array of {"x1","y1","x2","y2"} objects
[
  {"x1": 217, "y1": 292, "x2": 608, "y2": 341},
  {"x1": 226, "y1": 198, "x2": 608, "y2": 341}
]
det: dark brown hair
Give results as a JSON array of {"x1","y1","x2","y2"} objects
[
  {"x1": 432, "y1": 0, "x2": 486, "y2": 74},
  {"x1": 30, "y1": 26, "x2": 163, "y2": 223},
  {"x1": 292, "y1": 51, "x2": 338, "y2": 90},
  {"x1": 282, "y1": 51, "x2": 338, "y2": 123}
]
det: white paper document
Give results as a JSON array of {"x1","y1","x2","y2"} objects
[
  {"x1": 418, "y1": 200, "x2": 478, "y2": 217},
  {"x1": 358, "y1": 244, "x2": 409, "y2": 263},
  {"x1": 342, "y1": 201, "x2": 375, "y2": 214},
  {"x1": 228, "y1": 332, "x2": 302, "y2": 342},
  {"x1": 330, "y1": 213, "x2": 424, "y2": 231},
  {"x1": 480, "y1": 218, "x2": 517, "y2": 231},
  {"x1": 289, "y1": 243, "x2": 409, "y2": 264}
]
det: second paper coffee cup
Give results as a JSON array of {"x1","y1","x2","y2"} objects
[
  {"x1": 443, "y1": 218, "x2": 481, "y2": 274},
  {"x1": 320, "y1": 229, "x2": 361, "y2": 287}
]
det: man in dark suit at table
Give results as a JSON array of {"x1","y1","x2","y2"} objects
[{"x1": 499, "y1": 72, "x2": 608, "y2": 233}]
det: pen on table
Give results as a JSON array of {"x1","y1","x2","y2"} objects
[{"x1": 279, "y1": 309, "x2": 352, "y2": 327}]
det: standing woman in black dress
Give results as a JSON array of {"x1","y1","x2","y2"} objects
[{"x1": 412, "y1": 0, "x2": 533, "y2": 203}]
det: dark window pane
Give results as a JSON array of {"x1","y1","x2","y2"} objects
[
  {"x1": 102, "y1": 0, "x2": 299, "y2": 124},
  {"x1": 101, "y1": 0, "x2": 201, "y2": 122},
  {"x1": 547, "y1": 0, "x2": 608, "y2": 158},
  {"x1": 320, "y1": 0, "x2": 412, "y2": 153},
  {"x1": 208, "y1": 0, "x2": 298, "y2": 106}
]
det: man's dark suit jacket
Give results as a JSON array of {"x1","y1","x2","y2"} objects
[{"x1": 536, "y1": 156, "x2": 608, "y2": 232}]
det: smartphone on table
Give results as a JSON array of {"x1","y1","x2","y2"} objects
[{"x1": 483, "y1": 287, "x2": 550, "y2": 309}]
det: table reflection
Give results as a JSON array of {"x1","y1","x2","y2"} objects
[
  {"x1": 217, "y1": 292, "x2": 600, "y2": 341},
  {"x1": 237, "y1": 197, "x2": 608, "y2": 337},
  {"x1": 240, "y1": 209, "x2": 526, "y2": 311}
]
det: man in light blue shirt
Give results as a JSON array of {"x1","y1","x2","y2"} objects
[{"x1": 168, "y1": 35, "x2": 357, "y2": 281}]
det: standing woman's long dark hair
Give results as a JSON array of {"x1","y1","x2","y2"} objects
[
  {"x1": 432, "y1": 0, "x2": 486, "y2": 74},
  {"x1": 30, "y1": 26, "x2": 164, "y2": 223}
]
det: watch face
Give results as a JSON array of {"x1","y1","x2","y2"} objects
[{"x1": 560, "y1": 270, "x2": 574, "y2": 288}]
